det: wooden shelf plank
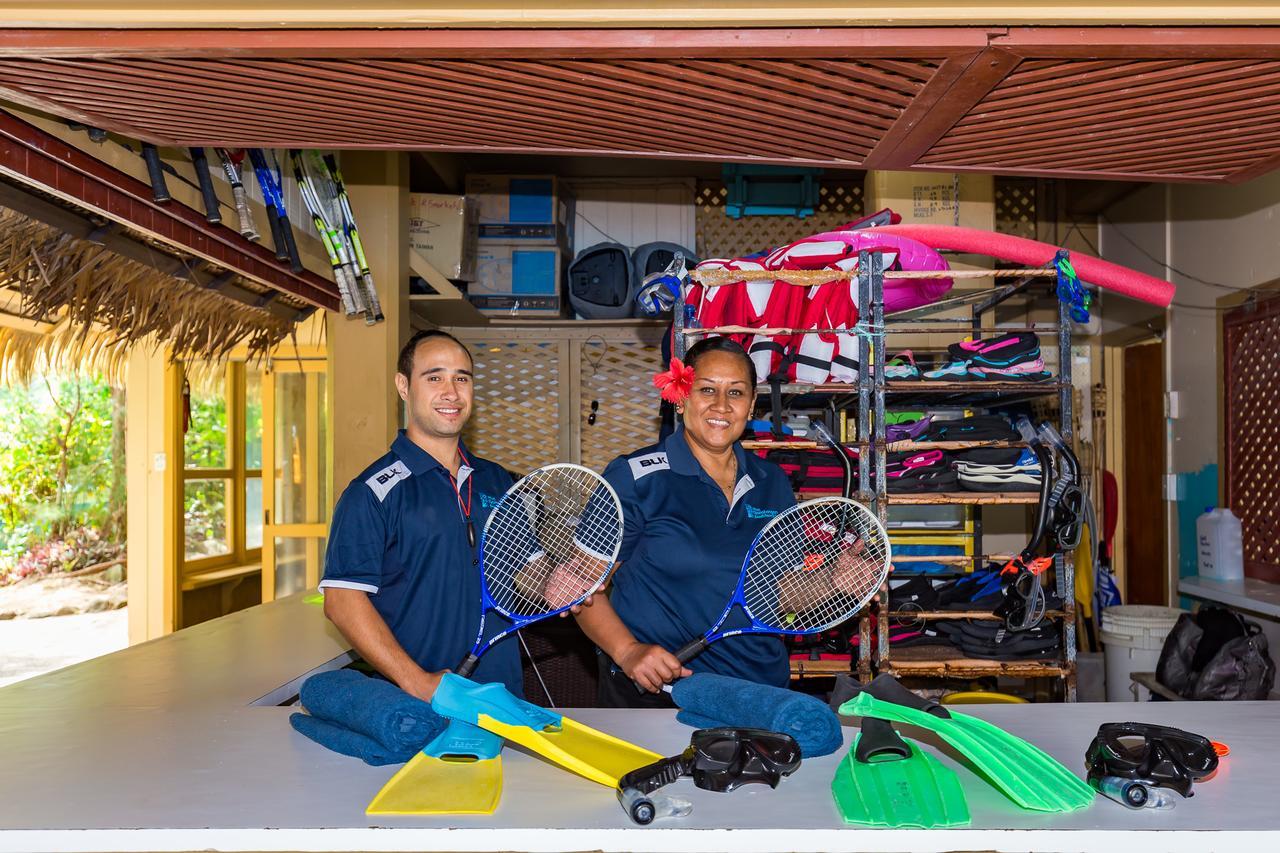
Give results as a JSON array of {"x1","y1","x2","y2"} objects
[
  {"x1": 789, "y1": 659, "x2": 853, "y2": 679},
  {"x1": 887, "y1": 609, "x2": 1066, "y2": 621}
]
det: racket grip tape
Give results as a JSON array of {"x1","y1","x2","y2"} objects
[
  {"x1": 264, "y1": 205, "x2": 288, "y2": 262},
  {"x1": 455, "y1": 653, "x2": 481, "y2": 679},
  {"x1": 141, "y1": 143, "x2": 170, "y2": 203},
  {"x1": 674, "y1": 637, "x2": 709, "y2": 664},
  {"x1": 189, "y1": 147, "x2": 222, "y2": 224},
  {"x1": 280, "y1": 217, "x2": 304, "y2": 273},
  {"x1": 230, "y1": 185, "x2": 259, "y2": 240}
]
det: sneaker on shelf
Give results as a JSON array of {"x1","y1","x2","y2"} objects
[
  {"x1": 947, "y1": 332, "x2": 1040, "y2": 364},
  {"x1": 967, "y1": 357, "x2": 1053, "y2": 382},
  {"x1": 885, "y1": 350, "x2": 922, "y2": 380},
  {"x1": 922, "y1": 360, "x2": 973, "y2": 381}
]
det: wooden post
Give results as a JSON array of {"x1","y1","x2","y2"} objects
[
  {"x1": 124, "y1": 343, "x2": 180, "y2": 643},
  {"x1": 327, "y1": 152, "x2": 410, "y2": 499}
]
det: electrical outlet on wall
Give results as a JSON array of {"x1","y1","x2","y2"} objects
[{"x1": 1165, "y1": 390, "x2": 1182, "y2": 419}]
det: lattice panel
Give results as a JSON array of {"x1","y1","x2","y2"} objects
[
  {"x1": 579, "y1": 338, "x2": 664, "y2": 473},
  {"x1": 460, "y1": 340, "x2": 561, "y2": 474},
  {"x1": 696, "y1": 180, "x2": 864, "y2": 259},
  {"x1": 995, "y1": 178, "x2": 1038, "y2": 240},
  {"x1": 1225, "y1": 296, "x2": 1280, "y2": 582}
]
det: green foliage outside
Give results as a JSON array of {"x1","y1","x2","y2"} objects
[
  {"x1": 183, "y1": 382, "x2": 232, "y2": 561},
  {"x1": 0, "y1": 375, "x2": 126, "y2": 585}
]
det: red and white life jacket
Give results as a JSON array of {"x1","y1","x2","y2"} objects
[{"x1": 689, "y1": 258, "x2": 803, "y2": 379}]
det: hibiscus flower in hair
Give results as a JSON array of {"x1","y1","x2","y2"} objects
[{"x1": 652, "y1": 357, "x2": 695, "y2": 404}]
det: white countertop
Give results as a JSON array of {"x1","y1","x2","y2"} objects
[
  {"x1": 1179, "y1": 574, "x2": 1280, "y2": 619},
  {"x1": 2, "y1": 593, "x2": 1279, "y2": 852}
]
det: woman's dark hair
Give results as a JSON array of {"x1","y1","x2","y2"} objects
[
  {"x1": 683, "y1": 336, "x2": 757, "y2": 388},
  {"x1": 397, "y1": 329, "x2": 472, "y2": 379}
]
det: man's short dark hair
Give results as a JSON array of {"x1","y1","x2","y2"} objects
[{"x1": 397, "y1": 329, "x2": 472, "y2": 380}]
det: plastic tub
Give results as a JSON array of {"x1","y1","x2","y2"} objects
[{"x1": 1100, "y1": 605, "x2": 1185, "y2": 702}]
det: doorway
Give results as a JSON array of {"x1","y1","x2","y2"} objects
[
  {"x1": 1122, "y1": 340, "x2": 1167, "y2": 604},
  {"x1": 261, "y1": 359, "x2": 329, "y2": 602}
]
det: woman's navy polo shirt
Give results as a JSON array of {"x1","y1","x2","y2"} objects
[
  {"x1": 602, "y1": 427, "x2": 798, "y2": 687},
  {"x1": 321, "y1": 431, "x2": 522, "y2": 694}
]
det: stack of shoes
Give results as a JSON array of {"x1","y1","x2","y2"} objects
[
  {"x1": 925, "y1": 415, "x2": 1018, "y2": 442},
  {"x1": 885, "y1": 350, "x2": 922, "y2": 380},
  {"x1": 954, "y1": 447, "x2": 1043, "y2": 493},
  {"x1": 885, "y1": 449, "x2": 957, "y2": 493},
  {"x1": 934, "y1": 620, "x2": 1062, "y2": 660},
  {"x1": 923, "y1": 333, "x2": 1052, "y2": 382}
]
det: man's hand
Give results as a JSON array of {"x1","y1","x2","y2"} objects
[
  {"x1": 400, "y1": 668, "x2": 449, "y2": 703},
  {"x1": 617, "y1": 642, "x2": 691, "y2": 693},
  {"x1": 833, "y1": 539, "x2": 881, "y2": 596},
  {"x1": 543, "y1": 553, "x2": 608, "y2": 611}
]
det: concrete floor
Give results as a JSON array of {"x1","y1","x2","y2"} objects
[{"x1": 0, "y1": 608, "x2": 128, "y2": 688}]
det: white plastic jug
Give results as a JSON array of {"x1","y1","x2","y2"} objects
[{"x1": 1196, "y1": 507, "x2": 1244, "y2": 581}]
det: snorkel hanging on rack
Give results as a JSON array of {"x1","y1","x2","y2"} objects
[{"x1": 995, "y1": 418, "x2": 1084, "y2": 631}]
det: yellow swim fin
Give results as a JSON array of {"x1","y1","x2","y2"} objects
[
  {"x1": 432, "y1": 673, "x2": 661, "y2": 788},
  {"x1": 366, "y1": 719, "x2": 503, "y2": 816}
]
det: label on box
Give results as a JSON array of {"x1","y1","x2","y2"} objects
[
  {"x1": 478, "y1": 223, "x2": 561, "y2": 241},
  {"x1": 911, "y1": 184, "x2": 957, "y2": 220}
]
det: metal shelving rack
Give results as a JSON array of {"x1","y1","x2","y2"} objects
[{"x1": 680, "y1": 249, "x2": 1078, "y2": 700}]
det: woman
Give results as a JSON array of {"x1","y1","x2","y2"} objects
[{"x1": 575, "y1": 337, "x2": 798, "y2": 708}]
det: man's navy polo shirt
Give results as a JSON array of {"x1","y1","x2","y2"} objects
[
  {"x1": 321, "y1": 431, "x2": 522, "y2": 694},
  {"x1": 602, "y1": 428, "x2": 798, "y2": 687}
]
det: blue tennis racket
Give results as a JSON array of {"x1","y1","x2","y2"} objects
[
  {"x1": 454, "y1": 463, "x2": 623, "y2": 678},
  {"x1": 672, "y1": 496, "x2": 889, "y2": 665}
]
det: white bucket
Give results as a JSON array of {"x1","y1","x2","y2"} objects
[{"x1": 1100, "y1": 605, "x2": 1185, "y2": 702}]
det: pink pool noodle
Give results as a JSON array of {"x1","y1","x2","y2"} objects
[{"x1": 858, "y1": 224, "x2": 1174, "y2": 308}]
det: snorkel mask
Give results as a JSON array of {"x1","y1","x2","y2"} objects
[
  {"x1": 1085, "y1": 722, "x2": 1219, "y2": 798},
  {"x1": 617, "y1": 727, "x2": 802, "y2": 824}
]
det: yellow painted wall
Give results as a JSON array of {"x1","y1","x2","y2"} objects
[
  {"x1": 328, "y1": 152, "x2": 410, "y2": 494},
  {"x1": 1, "y1": 1, "x2": 1276, "y2": 27}
]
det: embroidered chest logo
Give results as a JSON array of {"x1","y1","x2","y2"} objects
[
  {"x1": 479, "y1": 492, "x2": 501, "y2": 510},
  {"x1": 745, "y1": 505, "x2": 779, "y2": 519}
]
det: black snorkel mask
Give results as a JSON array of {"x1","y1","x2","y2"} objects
[
  {"x1": 617, "y1": 727, "x2": 802, "y2": 824},
  {"x1": 1085, "y1": 722, "x2": 1219, "y2": 798}
]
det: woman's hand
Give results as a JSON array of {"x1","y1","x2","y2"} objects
[{"x1": 616, "y1": 642, "x2": 691, "y2": 693}]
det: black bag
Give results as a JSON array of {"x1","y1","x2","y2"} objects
[{"x1": 1156, "y1": 607, "x2": 1276, "y2": 700}]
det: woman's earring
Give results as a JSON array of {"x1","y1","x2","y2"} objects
[{"x1": 676, "y1": 407, "x2": 684, "y2": 415}]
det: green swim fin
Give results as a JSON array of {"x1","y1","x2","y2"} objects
[
  {"x1": 832, "y1": 717, "x2": 969, "y2": 828},
  {"x1": 838, "y1": 675, "x2": 1094, "y2": 813},
  {"x1": 431, "y1": 673, "x2": 661, "y2": 788},
  {"x1": 366, "y1": 718, "x2": 504, "y2": 816}
]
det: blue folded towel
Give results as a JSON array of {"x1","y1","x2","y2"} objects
[
  {"x1": 290, "y1": 669, "x2": 448, "y2": 764},
  {"x1": 289, "y1": 712, "x2": 413, "y2": 766},
  {"x1": 670, "y1": 672, "x2": 844, "y2": 758}
]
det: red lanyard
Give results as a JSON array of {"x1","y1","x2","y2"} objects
[{"x1": 451, "y1": 449, "x2": 476, "y2": 547}]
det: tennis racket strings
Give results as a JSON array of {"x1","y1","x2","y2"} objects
[
  {"x1": 481, "y1": 464, "x2": 621, "y2": 619},
  {"x1": 742, "y1": 497, "x2": 889, "y2": 634}
]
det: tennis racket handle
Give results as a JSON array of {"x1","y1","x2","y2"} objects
[
  {"x1": 674, "y1": 637, "x2": 709, "y2": 664},
  {"x1": 230, "y1": 185, "x2": 259, "y2": 240},
  {"x1": 189, "y1": 147, "x2": 222, "y2": 224},
  {"x1": 280, "y1": 218, "x2": 304, "y2": 272},
  {"x1": 141, "y1": 143, "x2": 170, "y2": 203},
  {"x1": 455, "y1": 653, "x2": 481, "y2": 679},
  {"x1": 264, "y1": 207, "x2": 288, "y2": 261}
]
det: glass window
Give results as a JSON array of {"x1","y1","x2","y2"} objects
[
  {"x1": 244, "y1": 371, "x2": 263, "y2": 471},
  {"x1": 244, "y1": 476, "x2": 263, "y2": 551},
  {"x1": 184, "y1": 478, "x2": 232, "y2": 560},
  {"x1": 274, "y1": 536, "x2": 325, "y2": 599},
  {"x1": 184, "y1": 380, "x2": 229, "y2": 470}
]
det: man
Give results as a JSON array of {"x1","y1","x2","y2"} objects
[{"x1": 319, "y1": 329, "x2": 521, "y2": 700}]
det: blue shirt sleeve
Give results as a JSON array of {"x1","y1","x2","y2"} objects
[
  {"x1": 602, "y1": 455, "x2": 645, "y2": 563},
  {"x1": 322, "y1": 480, "x2": 387, "y2": 593}
]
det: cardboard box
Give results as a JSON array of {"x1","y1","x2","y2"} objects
[
  {"x1": 409, "y1": 194, "x2": 477, "y2": 281},
  {"x1": 864, "y1": 171, "x2": 995, "y2": 231},
  {"x1": 468, "y1": 243, "x2": 567, "y2": 317},
  {"x1": 464, "y1": 174, "x2": 574, "y2": 246}
]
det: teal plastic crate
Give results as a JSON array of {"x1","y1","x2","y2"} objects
[{"x1": 722, "y1": 164, "x2": 823, "y2": 219}]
